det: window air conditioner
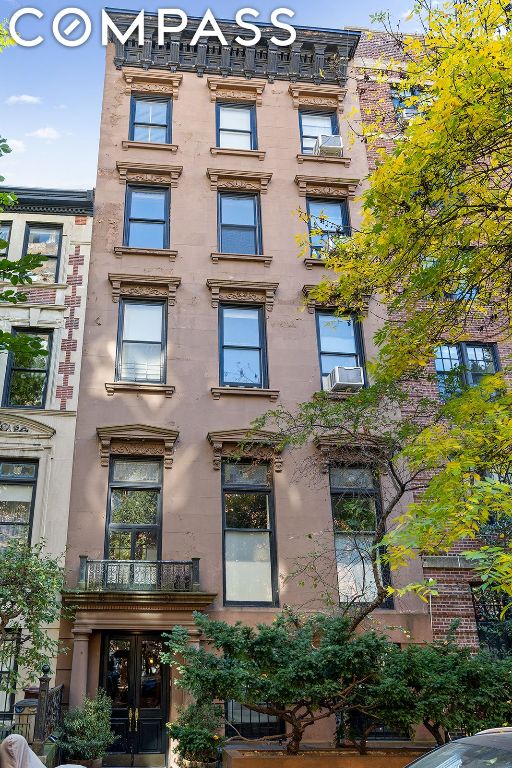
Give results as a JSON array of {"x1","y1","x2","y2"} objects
[
  {"x1": 313, "y1": 134, "x2": 343, "y2": 157},
  {"x1": 323, "y1": 366, "x2": 364, "y2": 392},
  {"x1": 400, "y1": 107, "x2": 418, "y2": 122}
]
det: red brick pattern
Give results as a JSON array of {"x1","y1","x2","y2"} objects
[{"x1": 56, "y1": 245, "x2": 85, "y2": 411}]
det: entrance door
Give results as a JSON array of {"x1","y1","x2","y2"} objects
[{"x1": 102, "y1": 634, "x2": 168, "y2": 764}]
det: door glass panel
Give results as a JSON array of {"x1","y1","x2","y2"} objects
[
  {"x1": 139, "y1": 640, "x2": 162, "y2": 709},
  {"x1": 106, "y1": 639, "x2": 131, "y2": 708}
]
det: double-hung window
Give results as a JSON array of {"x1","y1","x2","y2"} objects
[
  {"x1": 330, "y1": 466, "x2": 380, "y2": 603},
  {"x1": 219, "y1": 193, "x2": 261, "y2": 255},
  {"x1": 106, "y1": 458, "x2": 162, "y2": 588},
  {"x1": 435, "y1": 343, "x2": 498, "y2": 398},
  {"x1": 25, "y1": 224, "x2": 62, "y2": 283},
  {"x1": 219, "y1": 305, "x2": 267, "y2": 388},
  {"x1": 217, "y1": 103, "x2": 257, "y2": 150},
  {"x1": 299, "y1": 110, "x2": 338, "y2": 154},
  {"x1": 222, "y1": 460, "x2": 276, "y2": 605},
  {"x1": 316, "y1": 312, "x2": 363, "y2": 388},
  {"x1": 0, "y1": 223, "x2": 11, "y2": 256},
  {"x1": 130, "y1": 96, "x2": 171, "y2": 144},
  {"x1": 307, "y1": 198, "x2": 351, "y2": 258},
  {"x1": 116, "y1": 300, "x2": 166, "y2": 383},
  {"x1": 125, "y1": 186, "x2": 169, "y2": 250},
  {"x1": 0, "y1": 460, "x2": 38, "y2": 548},
  {"x1": 2, "y1": 330, "x2": 52, "y2": 409}
]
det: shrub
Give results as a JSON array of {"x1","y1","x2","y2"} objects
[
  {"x1": 56, "y1": 690, "x2": 117, "y2": 761},
  {"x1": 167, "y1": 701, "x2": 224, "y2": 765}
]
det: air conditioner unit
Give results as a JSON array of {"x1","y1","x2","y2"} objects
[
  {"x1": 323, "y1": 366, "x2": 364, "y2": 392},
  {"x1": 313, "y1": 134, "x2": 343, "y2": 157},
  {"x1": 400, "y1": 107, "x2": 418, "y2": 121}
]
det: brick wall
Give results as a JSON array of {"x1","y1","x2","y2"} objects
[{"x1": 56, "y1": 245, "x2": 85, "y2": 410}]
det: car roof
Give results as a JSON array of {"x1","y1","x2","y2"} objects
[{"x1": 456, "y1": 729, "x2": 512, "y2": 750}]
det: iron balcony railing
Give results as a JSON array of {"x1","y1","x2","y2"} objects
[{"x1": 78, "y1": 556, "x2": 200, "y2": 592}]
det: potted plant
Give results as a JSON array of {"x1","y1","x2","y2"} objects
[
  {"x1": 56, "y1": 690, "x2": 117, "y2": 768},
  {"x1": 167, "y1": 701, "x2": 224, "y2": 768}
]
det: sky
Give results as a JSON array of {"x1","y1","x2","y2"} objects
[{"x1": 0, "y1": 0, "x2": 413, "y2": 190}]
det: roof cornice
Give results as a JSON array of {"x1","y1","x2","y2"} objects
[{"x1": 0, "y1": 187, "x2": 94, "y2": 216}]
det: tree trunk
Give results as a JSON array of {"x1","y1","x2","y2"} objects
[
  {"x1": 423, "y1": 720, "x2": 444, "y2": 746},
  {"x1": 287, "y1": 725, "x2": 304, "y2": 755}
]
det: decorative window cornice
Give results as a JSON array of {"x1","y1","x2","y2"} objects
[
  {"x1": 302, "y1": 284, "x2": 370, "y2": 314},
  {"x1": 295, "y1": 174, "x2": 359, "y2": 199},
  {"x1": 0, "y1": 413, "x2": 55, "y2": 439},
  {"x1": 207, "y1": 77, "x2": 267, "y2": 106},
  {"x1": 314, "y1": 435, "x2": 387, "y2": 474},
  {"x1": 108, "y1": 273, "x2": 181, "y2": 305},
  {"x1": 207, "y1": 429, "x2": 284, "y2": 472},
  {"x1": 288, "y1": 83, "x2": 347, "y2": 110},
  {"x1": 206, "y1": 279, "x2": 278, "y2": 312},
  {"x1": 97, "y1": 424, "x2": 179, "y2": 469},
  {"x1": 117, "y1": 161, "x2": 183, "y2": 187},
  {"x1": 123, "y1": 68, "x2": 183, "y2": 99},
  {"x1": 206, "y1": 168, "x2": 272, "y2": 194}
]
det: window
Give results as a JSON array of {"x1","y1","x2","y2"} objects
[
  {"x1": 299, "y1": 110, "x2": 338, "y2": 154},
  {"x1": 391, "y1": 85, "x2": 422, "y2": 118},
  {"x1": 0, "y1": 460, "x2": 38, "y2": 548},
  {"x1": 316, "y1": 312, "x2": 363, "y2": 387},
  {"x1": 218, "y1": 193, "x2": 261, "y2": 255},
  {"x1": 130, "y1": 96, "x2": 171, "y2": 144},
  {"x1": 435, "y1": 343, "x2": 498, "y2": 398},
  {"x1": 0, "y1": 223, "x2": 11, "y2": 256},
  {"x1": 219, "y1": 305, "x2": 267, "y2": 388},
  {"x1": 0, "y1": 633, "x2": 20, "y2": 724},
  {"x1": 25, "y1": 224, "x2": 62, "y2": 283},
  {"x1": 217, "y1": 103, "x2": 257, "y2": 150},
  {"x1": 307, "y1": 198, "x2": 351, "y2": 258},
  {"x1": 222, "y1": 461, "x2": 276, "y2": 605},
  {"x1": 106, "y1": 458, "x2": 162, "y2": 587},
  {"x1": 225, "y1": 701, "x2": 284, "y2": 739},
  {"x1": 116, "y1": 300, "x2": 166, "y2": 383},
  {"x1": 330, "y1": 466, "x2": 381, "y2": 603},
  {"x1": 125, "y1": 186, "x2": 169, "y2": 249},
  {"x1": 2, "y1": 330, "x2": 52, "y2": 409}
]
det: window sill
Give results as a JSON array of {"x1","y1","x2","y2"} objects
[
  {"x1": 0, "y1": 281, "x2": 68, "y2": 290},
  {"x1": 211, "y1": 252, "x2": 271, "y2": 267},
  {"x1": 122, "y1": 140, "x2": 178, "y2": 152},
  {"x1": 211, "y1": 386, "x2": 279, "y2": 401},
  {"x1": 105, "y1": 382, "x2": 175, "y2": 398},
  {"x1": 210, "y1": 147, "x2": 266, "y2": 161},
  {"x1": 304, "y1": 257, "x2": 329, "y2": 269},
  {"x1": 114, "y1": 246, "x2": 177, "y2": 261},
  {"x1": 296, "y1": 153, "x2": 351, "y2": 166}
]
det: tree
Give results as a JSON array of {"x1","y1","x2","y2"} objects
[
  {"x1": 162, "y1": 610, "x2": 392, "y2": 754},
  {"x1": 0, "y1": 539, "x2": 65, "y2": 690}
]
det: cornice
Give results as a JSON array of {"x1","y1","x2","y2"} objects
[
  {"x1": 0, "y1": 186, "x2": 94, "y2": 216},
  {"x1": 207, "y1": 76, "x2": 266, "y2": 106},
  {"x1": 62, "y1": 589, "x2": 216, "y2": 613},
  {"x1": 97, "y1": 424, "x2": 179, "y2": 469},
  {"x1": 207, "y1": 428, "x2": 284, "y2": 471},
  {"x1": 206, "y1": 278, "x2": 278, "y2": 311},
  {"x1": 123, "y1": 68, "x2": 183, "y2": 98},
  {"x1": 295, "y1": 174, "x2": 360, "y2": 198},
  {"x1": 206, "y1": 168, "x2": 272, "y2": 194},
  {"x1": 288, "y1": 83, "x2": 347, "y2": 110},
  {"x1": 302, "y1": 284, "x2": 370, "y2": 314},
  {"x1": 0, "y1": 413, "x2": 56, "y2": 439},
  {"x1": 117, "y1": 161, "x2": 183, "y2": 186},
  {"x1": 108, "y1": 273, "x2": 181, "y2": 304}
]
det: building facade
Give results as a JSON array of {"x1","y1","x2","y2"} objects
[{"x1": 0, "y1": 187, "x2": 93, "y2": 723}]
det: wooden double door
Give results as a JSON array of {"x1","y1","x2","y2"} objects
[{"x1": 102, "y1": 633, "x2": 168, "y2": 765}]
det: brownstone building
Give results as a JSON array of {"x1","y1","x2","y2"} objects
[{"x1": 57, "y1": 15, "x2": 505, "y2": 764}]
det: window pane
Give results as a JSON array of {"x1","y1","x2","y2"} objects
[
  {"x1": 223, "y1": 348, "x2": 261, "y2": 385},
  {"x1": 222, "y1": 307, "x2": 260, "y2": 347},
  {"x1": 133, "y1": 126, "x2": 167, "y2": 144},
  {"x1": 135, "y1": 531, "x2": 158, "y2": 561},
  {"x1": 302, "y1": 137, "x2": 316, "y2": 154},
  {"x1": 31, "y1": 257, "x2": 58, "y2": 283},
  {"x1": 7, "y1": 372, "x2": 46, "y2": 407},
  {"x1": 301, "y1": 112, "x2": 335, "y2": 136},
  {"x1": 0, "y1": 484, "x2": 33, "y2": 524},
  {"x1": 0, "y1": 225, "x2": 11, "y2": 254},
  {"x1": 332, "y1": 495, "x2": 377, "y2": 532},
  {"x1": 0, "y1": 462, "x2": 36, "y2": 480},
  {"x1": 225, "y1": 492, "x2": 269, "y2": 529},
  {"x1": 435, "y1": 345, "x2": 460, "y2": 373},
  {"x1": 128, "y1": 222, "x2": 165, "y2": 249},
  {"x1": 219, "y1": 131, "x2": 252, "y2": 150},
  {"x1": 225, "y1": 531, "x2": 272, "y2": 602},
  {"x1": 121, "y1": 342, "x2": 162, "y2": 381},
  {"x1": 221, "y1": 226, "x2": 257, "y2": 255},
  {"x1": 330, "y1": 467, "x2": 375, "y2": 491},
  {"x1": 13, "y1": 334, "x2": 49, "y2": 370},
  {"x1": 466, "y1": 345, "x2": 496, "y2": 380},
  {"x1": 129, "y1": 190, "x2": 166, "y2": 221},
  {"x1": 309, "y1": 201, "x2": 346, "y2": 231},
  {"x1": 0, "y1": 524, "x2": 29, "y2": 547},
  {"x1": 109, "y1": 530, "x2": 131, "y2": 560},
  {"x1": 123, "y1": 303, "x2": 163, "y2": 343},
  {"x1": 112, "y1": 460, "x2": 161, "y2": 483},
  {"x1": 335, "y1": 533, "x2": 378, "y2": 603},
  {"x1": 221, "y1": 195, "x2": 256, "y2": 226},
  {"x1": 223, "y1": 462, "x2": 270, "y2": 487},
  {"x1": 134, "y1": 99, "x2": 167, "y2": 125},
  {"x1": 318, "y1": 314, "x2": 356, "y2": 354},
  {"x1": 321, "y1": 354, "x2": 358, "y2": 375},
  {"x1": 219, "y1": 106, "x2": 251, "y2": 131},
  {"x1": 111, "y1": 489, "x2": 159, "y2": 525},
  {"x1": 27, "y1": 227, "x2": 61, "y2": 257}
]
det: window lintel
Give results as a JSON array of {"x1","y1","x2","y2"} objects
[
  {"x1": 108, "y1": 273, "x2": 181, "y2": 304},
  {"x1": 96, "y1": 424, "x2": 179, "y2": 469},
  {"x1": 206, "y1": 279, "x2": 278, "y2": 312},
  {"x1": 207, "y1": 77, "x2": 266, "y2": 106},
  {"x1": 117, "y1": 161, "x2": 183, "y2": 186},
  {"x1": 207, "y1": 168, "x2": 272, "y2": 194},
  {"x1": 207, "y1": 429, "x2": 283, "y2": 472}
]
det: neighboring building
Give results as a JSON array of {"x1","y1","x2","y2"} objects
[
  {"x1": 58, "y1": 14, "x2": 437, "y2": 763},
  {"x1": 0, "y1": 187, "x2": 93, "y2": 724}
]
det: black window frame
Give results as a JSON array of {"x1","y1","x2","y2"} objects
[
  {"x1": 104, "y1": 456, "x2": 164, "y2": 562},
  {"x1": 2, "y1": 328, "x2": 53, "y2": 410},
  {"x1": 435, "y1": 342, "x2": 500, "y2": 397},
  {"x1": 329, "y1": 465, "x2": 393, "y2": 608},
  {"x1": 216, "y1": 102, "x2": 258, "y2": 150},
  {"x1": 115, "y1": 298, "x2": 167, "y2": 384},
  {"x1": 299, "y1": 109, "x2": 339, "y2": 155},
  {"x1": 225, "y1": 700, "x2": 285, "y2": 740},
  {"x1": 0, "y1": 221, "x2": 12, "y2": 257},
  {"x1": 315, "y1": 310, "x2": 365, "y2": 389},
  {"x1": 306, "y1": 197, "x2": 351, "y2": 258},
  {"x1": 219, "y1": 303, "x2": 268, "y2": 389},
  {"x1": 218, "y1": 192, "x2": 262, "y2": 256},
  {"x1": 0, "y1": 458, "x2": 38, "y2": 546},
  {"x1": 123, "y1": 185, "x2": 170, "y2": 250},
  {"x1": 23, "y1": 222, "x2": 63, "y2": 283},
  {"x1": 222, "y1": 459, "x2": 279, "y2": 608},
  {"x1": 129, "y1": 94, "x2": 172, "y2": 144}
]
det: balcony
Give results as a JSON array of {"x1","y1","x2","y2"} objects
[{"x1": 78, "y1": 556, "x2": 200, "y2": 593}]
